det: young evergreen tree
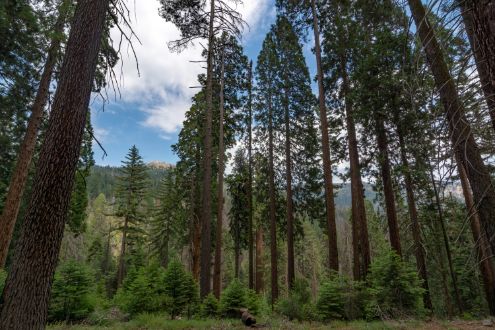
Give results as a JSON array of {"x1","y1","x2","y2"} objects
[{"x1": 115, "y1": 145, "x2": 149, "y2": 287}]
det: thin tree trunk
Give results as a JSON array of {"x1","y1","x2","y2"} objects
[
  {"x1": 0, "y1": 1, "x2": 68, "y2": 268},
  {"x1": 460, "y1": 1, "x2": 495, "y2": 129},
  {"x1": 375, "y1": 113, "x2": 401, "y2": 256},
  {"x1": 341, "y1": 55, "x2": 370, "y2": 280},
  {"x1": 117, "y1": 217, "x2": 128, "y2": 287},
  {"x1": 408, "y1": 0, "x2": 495, "y2": 260},
  {"x1": 0, "y1": 0, "x2": 109, "y2": 327},
  {"x1": 268, "y1": 93, "x2": 278, "y2": 307},
  {"x1": 199, "y1": 0, "x2": 215, "y2": 299},
  {"x1": 255, "y1": 226, "x2": 264, "y2": 293},
  {"x1": 429, "y1": 166, "x2": 463, "y2": 314},
  {"x1": 455, "y1": 150, "x2": 495, "y2": 315},
  {"x1": 213, "y1": 48, "x2": 225, "y2": 299},
  {"x1": 283, "y1": 89, "x2": 295, "y2": 290},
  {"x1": 247, "y1": 61, "x2": 254, "y2": 290},
  {"x1": 395, "y1": 117, "x2": 432, "y2": 309},
  {"x1": 234, "y1": 240, "x2": 240, "y2": 279},
  {"x1": 311, "y1": 0, "x2": 338, "y2": 273}
]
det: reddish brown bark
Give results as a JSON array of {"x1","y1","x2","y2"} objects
[
  {"x1": 255, "y1": 227, "x2": 264, "y2": 293},
  {"x1": 456, "y1": 151, "x2": 495, "y2": 315},
  {"x1": 200, "y1": 0, "x2": 215, "y2": 299},
  {"x1": 213, "y1": 49, "x2": 225, "y2": 299},
  {"x1": 0, "y1": 0, "x2": 109, "y2": 327},
  {"x1": 268, "y1": 92, "x2": 278, "y2": 306},
  {"x1": 247, "y1": 61, "x2": 254, "y2": 290},
  {"x1": 408, "y1": 0, "x2": 495, "y2": 264},
  {"x1": 375, "y1": 113, "x2": 401, "y2": 256},
  {"x1": 341, "y1": 56, "x2": 370, "y2": 280},
  {"x1": 311, "y1": 0, "x2": 338, "y2": 273},
  {"x1": 0, "y1": 2, "x2": 68, "y2": 268},
  {"x1": 460, "y1": 1, "x2": 495, "y2": 129}
]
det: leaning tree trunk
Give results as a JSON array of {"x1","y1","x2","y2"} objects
[
  {"x1": 0, "y1": 1, "x2": 68, "y2": 268},
  {"x1": 429, "y1": 166, "x2": 464, "y2": 314},
  {"x1": 255, "y1": 227, "x2": 264, "y2": 293},
  {"x1": 341, "y1": 55, "x2": 370, "y2": 280},
  {"x1": 455, "y1": 150, "x2": 495, "y2": 315},
  {"x1": 268, "y1": 93, "x2": 278, "y2": 307},
  {"x1": 247, "y1": 61, "x2": 254, "y2": 290},
  {"x1": 199, "y1": 0, "x2": 215, "y2": 299},
  {"x1": 311, "y1": 0, "x2": 338, "y2": 273},
  {"x1": 213, "y1": 49, "x2": 226, "y2": 299},
  {"x1": 375, "y1": 113, "x2": 402, "y2": 256},
  {"x1": 395, "y1": 118, "x2": 432, "y2": 309},
  {"x1": 408, "y1": 0, "x2": 495, "y2": 262},
  {"x1": 0, "y1": 0, "x2": 109, "y2": 327},
  {"x1": 116, "y1": 217, "x2": 128, "y2": 287},
  {"x1": 460, "y1": 1, "x2": 495, "y2": 129}
]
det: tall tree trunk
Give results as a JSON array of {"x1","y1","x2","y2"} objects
[
  {"x1": 395, "y1": 117, "x2": 432, "y2": 309},
  {"x1": 234, "y1": 239, "x2": 240, "y2": 279},
  {"x1": 247, "y1": 61, "x2": 254, "y2": 290},
  {"x1": 284, "y1": 90, "x2": 295, "y2": 290},
  {"x1": 0, "y1": 1, "x2": 68, "y2": 268},
  {"x1": 460, "y1": 1, "x2": 495, "y2": 129},
  {"x1": 311, "y1": 0, "x2": 338, "y2": 273},
  {"x1": 255, "y1": 227, "x2": 264, "y2": 293},
  {"x1": 0, "y1": 0, "x2": 109, "y2": 327},
  {"x1": 429, "y1": 166, "x2": 464, "y2": 314},
  {"x1": 455, "y1": 150, "x2": 495, "y2": 315},
  {"x1": 199, "y1": 0, "x2": 215, "y2": 299},
  {"x1": 213, "y1": 48, "x2": 225, "y2": 299},
  {"x1": 375, "y1": 113, "x2": 401, "y2": 256},
  {"x1": 341, "y1": 55, "x2": 370, "y2": 280},
  {"x1": 117, "y1": 217, "x2": 128, "y2": 287},
  {"x1": 408, "y1": 0, "x2": 495, "y2": 260},
  {"x1": 268, "y1": 93, "x2": 278, "y2": 307}
]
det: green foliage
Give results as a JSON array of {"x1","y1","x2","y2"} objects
[
  {"x1": 366, "y1": 251, "x2": 425, "y2": 319},
  {"x1": 219, "y1": 278, "x2": 249, "y2": 318},
  {"x1": 200, "y1": 293, "x2": 219, "y2": 318},
  {"x1": 163, "y1": 260, "x2": 198, "y2": 319},
  {"x1": 0, "y1": 269, "x2": 6, "y2": 293},
  {"x1": 114, "y1": 263, "x2": 168, "y2": 316},
  {"x1": 48, "y1": 260, "x2": 95, "y2": 322},
  {"x1": 316, "y1": 277, "x2": 345, "y2": 321},
  {"x1": 277, "y1": 278, "x2": 315, "y2": 321}
]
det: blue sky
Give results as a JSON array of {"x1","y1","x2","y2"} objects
[{"x1": 91, "y1": 0, "x2": 316, "y2": 167}]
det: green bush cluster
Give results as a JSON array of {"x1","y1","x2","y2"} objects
[
  {"x1": 200, "y1": 293, "x2": 220, "y2": 318},
  {"x1": 219, "y1": 278, "x2": 260, "y2": 318},
  {"x1": 276, "y1": 279, "x2": 316, "y2": 321},
  {"x1": 48, "y1": 260, "x2": 96, "y2": 322},
  {"x1": 114, "y1": 260, "x2": 198, "y2": 319}
]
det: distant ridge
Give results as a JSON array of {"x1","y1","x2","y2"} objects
[{"x1": 147, "y1": 161, "x2": 174, "y2": 170}]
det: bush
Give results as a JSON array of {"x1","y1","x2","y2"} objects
[
  {"x1": 200, "y1": 293, "x2": 219, "y2": 318},
  {"x1": 366, "y1": 251, "x2": 425, "y2": 319},
  {"x1": 219, "y1": 278, "x2": 247, "y2": 318},
  {"x1": 316, "y1": 277, "x2": 345, "y2": 321},
  {"x1": 276, "y1": 278, "x2": 314, "y2": 321},
  {"x1": 48, "y1": 260, "x2": 95, "y2": 322},
  {"x1": 163, "y1": 260, "x2": 199, "y2": 319},
  {"x1": 114, "y1": 262, "x2": 168, "y2": 316},
  {"x1": 0, "y1": 269, "x2": 6, "y2": 293}
]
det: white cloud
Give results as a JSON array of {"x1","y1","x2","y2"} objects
[
  {"x1": 111, "y1": 0, "x2": 271, "y2": 135},
  {"x1": 94, "y1": 127, "x2": 109, "y2": 142}
]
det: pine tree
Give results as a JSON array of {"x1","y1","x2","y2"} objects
[{"x1": 115, "y1": 145, "x2": 149, "y2": 287}]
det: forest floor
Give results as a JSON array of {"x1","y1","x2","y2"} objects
[{"x1": 48, "y1": 314, "x2": 495, "y2": 330}]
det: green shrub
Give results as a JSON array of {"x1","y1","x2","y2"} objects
[
  {"x1": 163, "y1": 260, "x2": 199, "y2": 319},
  {"x1": 114, "y1": 262, "x2": 168, "y2": 316},
  {"x1": 276, "y1": 278, "x2": 314, "y2": 321},
  {"x1": 316, "y1": 277, "x2": 345, "y2": 321},
  {"x1": 0, "y1": 269, "x2": 6, "y2": 293},
  {"x1": 219, "y1": 278, "x2": 247, "y2": 318},
  {"x1": 366, "y1": 251, "x2": 425, "y2": 319},
  {"x1": 200, "y1": 293, "x2": 219, "y2": 318},
  {"x1": 245, "y1": 288, "x2": 261, "y2": 315},
  {"x1": 48, "y1": 260, "x2": 95, "y2": 322}
]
